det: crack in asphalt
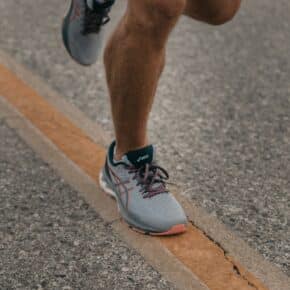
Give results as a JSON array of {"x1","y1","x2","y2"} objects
[{"x1": 189, "y1": 220, "x2": 260, "y2": 290}]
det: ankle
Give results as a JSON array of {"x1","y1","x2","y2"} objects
[
  {"x1": 114, "y1": 144, "x2": 127, "y2": 161},
  {"x1": 114, "y1": 149, "x2": 123, "y2": 161}
]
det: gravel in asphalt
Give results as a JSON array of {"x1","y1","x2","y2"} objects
[
  {"x1": 0, "y1": 0, "x2": 289, "y2": 276},
  {"x1": 0, "y1": 121, "x2": 176, "y2": 290}
]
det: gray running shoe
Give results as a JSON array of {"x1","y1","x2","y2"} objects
[
  {"x1": 99, "y1": 141, "x2": 187, "y2": 235},
  {"x1": 62, "y1": 0, "x2": 115, "y2": 66}
]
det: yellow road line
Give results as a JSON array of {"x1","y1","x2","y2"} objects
[
  {"x1": 0, "y1": 64, "x2": 105, "y2": 179},
  {"x1": 0, "y1": 63, "x2": 268, "y2": 290},
  {"x1": 161, "y1": 226, "x2": 267, "y2": 290}
]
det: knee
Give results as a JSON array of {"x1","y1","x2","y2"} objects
[
  {"x1": 129, "y1": 0, "x2": 186, "y2": 30},
  {"x1": 207, "y1": 0, "x2": 241, "y2": 25},
  {"x1": 153, "y1": 0, "x2": 187, "y2": 20}
]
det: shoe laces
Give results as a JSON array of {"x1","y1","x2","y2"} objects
[
  {"x1": 127, "y1": 163, "x2": 169, "y2": 199},
  {"x1": 82, "y1": 0, "x2": 115, "y2": 34}
]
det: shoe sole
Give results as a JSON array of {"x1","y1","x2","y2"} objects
[{"x1": 99, "y1": 171, "x2": 187, "y2": 236}]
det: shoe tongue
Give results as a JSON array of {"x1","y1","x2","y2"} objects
[
  {"x1": 86, "y1": 0, "x2": 102, "y2": 9},
  {"x1": 87, "y1": 0, "x2": 113, "y2": 9},
  {"x1": 125, "y1": 145, "x2": 154, "y2": 168},
  {"x1": 86, "y1": 0, "x2": 96, "y2": 9}
]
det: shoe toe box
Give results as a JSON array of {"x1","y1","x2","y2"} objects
[
  {"x1": 66, "y1": 22, "x2": 104, "y2": 66},
  {"x1": 129, "y1": 193, "x2": 187, "y2": 233}
]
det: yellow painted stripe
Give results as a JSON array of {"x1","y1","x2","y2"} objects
[
  {"x1": 0, "y1": 63, "x2": 268, "y2": 290},
  {"x1": 161, "y1": 226, "x2": 267, "y2": 290},
  {"x1": 0, "y1": 64, "x2": 105, "y2": 179}
]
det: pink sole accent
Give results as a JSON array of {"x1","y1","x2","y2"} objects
[
  {"x1": 152, "y1": 224, "x2": 187, "y2": 236},
  {"x1": 130, "y1": 224, "x2": 187, "y2": 236}
]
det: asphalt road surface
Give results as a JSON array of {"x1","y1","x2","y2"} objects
[
  {"x1": 0, "y1": 120, "x2": 176, "y2": 290},
  {"x1": 0, "y1": 0, "x2": 289, "y2": 279}
]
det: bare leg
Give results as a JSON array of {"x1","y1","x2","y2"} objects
[
  {"x1": 104, "y1": 0, "x2": 186, "y2": 159},
  {"x1": 104, "y1": 0, "x2": 241, "y2": 160},
  {"x1": 184, "y1": 0, "x2": 241, "y2": 25}
]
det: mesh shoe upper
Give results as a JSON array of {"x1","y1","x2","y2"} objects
[
  {"x1": 62, "y1": 0, "x2": 114, "y2": 65},
  {"x1": 102, "y1": 142, "x2": 187, "y2": 233}
]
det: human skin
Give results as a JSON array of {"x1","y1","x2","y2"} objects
[{"x1": 104, "y1": 0, "x2": 241, "y2": 159}]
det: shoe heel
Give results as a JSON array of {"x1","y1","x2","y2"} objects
[{"x1": 99, "y1": 171, "x2": 117, "y2": 199}]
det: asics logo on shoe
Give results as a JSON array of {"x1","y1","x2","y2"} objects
[
  {"x1": 99, "y1": 141, "x2": 188, "y2": 235},
  {"x1": 137, "y1": 155, "x2": 150, "y2": 163}
]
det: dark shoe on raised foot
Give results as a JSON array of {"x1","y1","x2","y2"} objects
[{"x1": 62, "y1": 0, "x2": 115, "y2": 66}]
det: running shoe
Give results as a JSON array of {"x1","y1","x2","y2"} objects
[
  {"x1": 99, "y1": 141, "x2": 187, "y2": 235},
  {"x1": 62, "y1": 0, "x2": 115, "y2": 66}
]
